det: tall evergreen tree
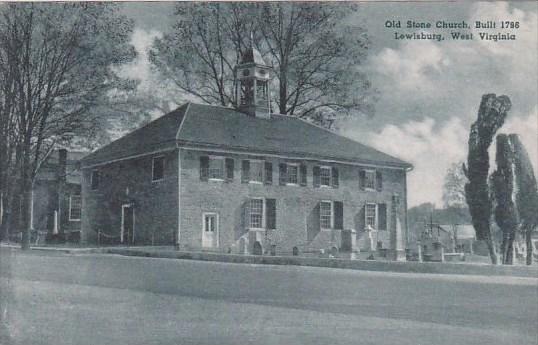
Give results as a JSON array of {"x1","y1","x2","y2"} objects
[{"x1": 463, "y1": 94, "x2": 511, "y2": 264}]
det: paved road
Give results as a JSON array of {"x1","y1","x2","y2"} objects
[{"x1": 0, "y1": 248, "x2": 537, "y2": 345}]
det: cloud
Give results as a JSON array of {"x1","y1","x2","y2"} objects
[
  {"x1": 376, "y1": 41, "x2": 450, "y2": 94},
  {"x1": 497, "y1": 107, "x2": 538, "y2": 174},
  {"x1": 342, "y1": 117, "x2": 468, "y2": 207},
  {"x1": 339, "y1": 2, "x2": 537, "y2": 207},
  {"x1": 117, "y1": 28, "x2": 163, "y2": 90}
]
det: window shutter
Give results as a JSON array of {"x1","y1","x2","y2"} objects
[
  {"x1": 357, "y1": 205, "x2": 366, "y2": 231},
  {"x1": 332, "y1": 167, "x2": 339, "y2": 188},
  {"x1": 264, "y1": 161, "x2": 273, "y2": 185},
  {"x1": 359, "y1": 169, "x2": 366, "y2": 191},
  {"x1": 300, "y1": 163, "x2": 307, "y2": 186},
  {"x1": 266, "y1": 198, "x2": 276, "y2": 230},
  {"x1": 225, "y1": 158, "x2": 234, "y2": 182},
  {"x1": 378, "y1": 203, "x2": 387, "y2": 230},
  {"x1": 376, "y1": 171, "x2": 383, "y2": 191},
  {"x1": 313, "y1": 166, "x2": 321, "y2": 188},
  {"x1": 307, "y1": 202, "x2": 321, "y2": 241},
  {"x1": 241, "y1": 160, "x2": 250, "y2": 183},
  {"x1": 279, "y1": 163, "x2": 287, "y2": 186},
  {"x1": 241, "y1": 200, "x2": 250, "y2": 229},
  {"x1": 334, "y1": 201, "x2": 344, "y2": 230},
  {"x1": 200, "y1": 156, "x2": 209, "y2": 181}
]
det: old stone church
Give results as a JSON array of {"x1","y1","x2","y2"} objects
[{"x1": 80, "y1": 45, "x2": 412, "y2": 258}]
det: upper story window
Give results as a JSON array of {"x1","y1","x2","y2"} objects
[
  {"x1": 69, "y1": 194, "x2": 82, "y2": 221},
  {"x1": 320, "y1": 167, "x2": 331, "y2": 186},
  {"x1": 279, "y1": 162, "x2": 306, "y2": 186},
  {"x1": 313, "y1": 165, "x2": 339, "y2": 188},
  {"x1": 200, "y1": 156, "x2": 234, "y2": 182},
  {"x1": 242, "y1": 159, "x2": 272, "y2": 184},
  {"x1": 208, "y1": 157, "x2": 224, "y2": 180},
  {"x1": 90, "y1": 170, "x2": 99, "y2": 190},
  {"x1": 365, "y1": 170, "x2": 376, "y2": 190},
  {"x1": 152, "y1": 156, "x2": 165, "y2": 181},
  {"x1": 287, "y1": 164, "x2": 298, "y2": 185},
  {"x1": 359, "y1": 169, "x2": 383, "y2": 191},
  {"x1": 249, "y1": 160, "x2": 264, "y2": 183}
]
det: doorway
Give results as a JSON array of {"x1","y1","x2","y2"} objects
[
  {"x1": 121, "y1": 204, "x2": 135, "y2": 245},
  {"x1": 202, "y1": 213, "x2": 219, "y2": 248}
]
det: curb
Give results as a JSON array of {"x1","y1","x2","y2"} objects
[
  {"x1": 103, "y1": 248, "x2": 538, "y2": 278},
  {"x1": 3, "y1": 244, "x2": 536, "y2": 278}
]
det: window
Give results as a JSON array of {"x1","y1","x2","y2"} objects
[
  {"x1": 256, "y1": 80, "x2": 268, "y2": 106},
  {"x1": 250, "y1": 160, "x2": 264, "y2": 183},
  {"x1": 152, "y1": 156, "x2": 165, "y2": 181},
  {"x1": 287, "y1": 164, "x2": 298, "y2": 185},
  {"x1": 366, "y1": 203, "x2": 377, "y2": 228},
  {"x1": 246, "y1": 198, "x2": 277, "y2": 230},
  {"x1": 320, "y1": 167, "x2": 331, "y2": 186},
  {"x1": 359, "y1": 169, "x2": 382, "y2": 191},
  {"x1": 208, "y1": 157, "x2": 224, "y2": 180},
  {"x1": 249, "y1": 198, "x2": 264, "y2": 228},
  {"x1": 240, "y1": 79, "x2": 254, "y2": 105},
  {"x1": 320, "y1": 201, "x2": 332, "y2": 229},
  {"x1": 69, "y1": 195, "x2": 81, "y2": 221},
  {"x1": 365, "y1": 170, "x2": 376, "y2": 190},
  {"x1": 204, "y1": 214, "x2": 216, "y2": 232},
  {"x1": 90, "y1": 170, "x2": 99, "y2": 190}
]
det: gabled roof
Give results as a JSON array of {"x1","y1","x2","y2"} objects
[
  {"x1": 81, "y1": 104, "x2": 188, "y2": 166},
  {"x1": 82, "y1": 102, "x2": 411, "y2": 169}
]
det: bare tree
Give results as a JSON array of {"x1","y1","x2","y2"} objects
[
  {"x1": 491, "y1": 134, "x2": 518, "y2": 265},
  {"x1": 0, "y1": 34, "x2": 17, "y2": 241},
  {"x1": 511, "y1": 134, "x2": 538, "y2": 265},
  {"x1": 150, "y1": 3, "x2": 251, "y2": 107},
  {"x1": 463, "y1": 94, "x2": 511, "y2": 265},
  {"x1": 0, "y1": 3, "x2": 136, "y2": 249},
  {"x1": 149, "y1": 3, "x2": 375, "y2": 127}
]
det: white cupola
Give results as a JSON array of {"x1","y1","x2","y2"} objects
[{"x1": 235, "y1": 40, "x2": 272, "y2": 118}]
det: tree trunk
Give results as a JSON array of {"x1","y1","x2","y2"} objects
[
  {"x1": 20, "y1": 147, "x2": 33, "y2": 250},
  {"x1": 0, "y1": 195, "x2": 9, "y2": 242},
  {"x1": 526, "y1": 231, "x2": 533, "y2": 266},
  {"x1": 20, "y1": 185, "x2": 32, "y2": 250},
  {"x1": 485, "y1": 236, "x2": 498, "y2": 265},
  {"x1": 501, "y1": 230, "x2": 515, "y2": 265}
]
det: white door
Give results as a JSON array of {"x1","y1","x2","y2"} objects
[{"x1": 202, "y1": 213, "x2": 218, "y2": 248}]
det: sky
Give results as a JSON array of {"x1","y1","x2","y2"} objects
[{"x1": 118, "y1": 1, "x2": 537, "y2": 208}]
